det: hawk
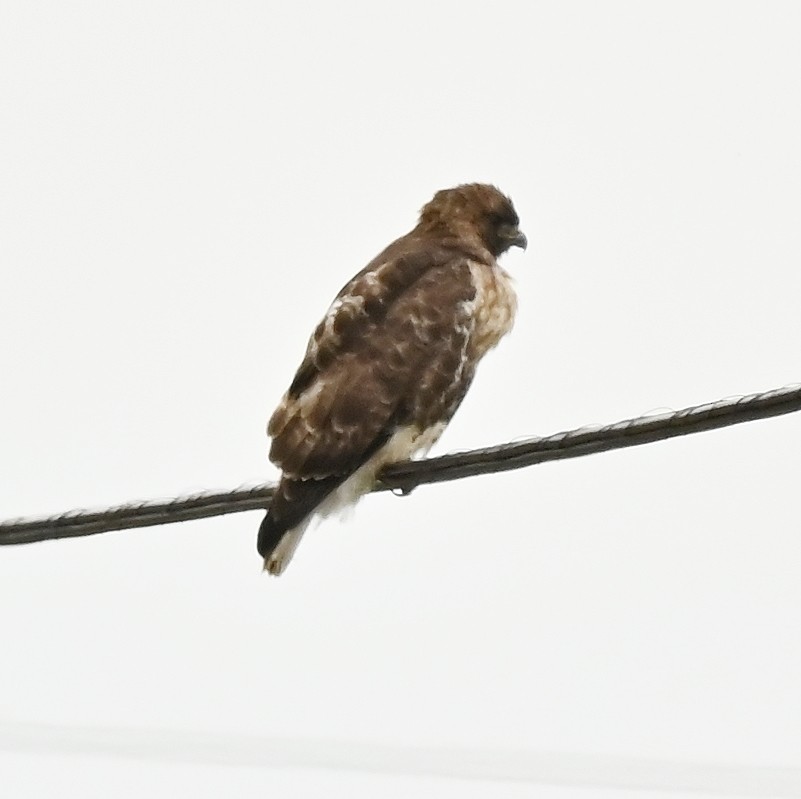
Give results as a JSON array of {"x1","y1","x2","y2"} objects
[{"x1": 258, "y1": 183, "x2": 527, "y2": 575}]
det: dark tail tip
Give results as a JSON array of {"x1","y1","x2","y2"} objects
[{"x1": 257, "y1": 512, "x2": 285, "y2": 560}]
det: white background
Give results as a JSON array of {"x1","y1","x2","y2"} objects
[{"x1": 1, "y1": 2, "x2": 800, "y2": 796}]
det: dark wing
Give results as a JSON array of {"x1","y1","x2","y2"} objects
[{"x1": 267, "y1": 235, "x2": 479, "y2": 482}]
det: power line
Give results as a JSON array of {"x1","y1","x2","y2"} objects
[
  {"x1": 384, "y1": 381, "x2": 801, "y2": 491},
  {"x1": 1, "y1": 382, "x2": 799, "y2": 547}
]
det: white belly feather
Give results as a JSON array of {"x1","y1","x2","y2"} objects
[{"x1": 467, "y1": 261, "x2": 517, "y2": 360}]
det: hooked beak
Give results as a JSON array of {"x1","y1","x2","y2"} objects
[
  {"x1": 498, "y1": 222, "x2": 527, "y2": 251},
  {"x1": 510, "y1": 229, "x2": 527, "y2": 250}
]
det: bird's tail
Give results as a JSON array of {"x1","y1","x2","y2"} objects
[
  {"x1": 257, "y1": 475, "x2": 344, "y2": 575},
  {"x1": 258, "y1": 514, "x2": 311, "y2": 576}
]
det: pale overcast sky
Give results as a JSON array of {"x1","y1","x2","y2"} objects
[{"x1": 2, "y1": 2, "x2": 801, "y2": 797}]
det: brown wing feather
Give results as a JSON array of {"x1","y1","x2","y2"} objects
[
  {"x1": 277, "y1": 235, "x2": 452, "y2": 400},
  {"x1": 268, "y1": 237, "x2": 479, "y2": 482}
]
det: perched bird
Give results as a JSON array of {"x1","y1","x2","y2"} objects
[{"x1": 258, "y1": 183, "x2": 527, "y2": 574}]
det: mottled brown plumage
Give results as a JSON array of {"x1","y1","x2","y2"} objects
[{"x1": 258, "y1": 183, "x2": 526, "y2": 574}]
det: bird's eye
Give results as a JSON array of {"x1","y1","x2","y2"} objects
[
  {"x1": 496, "y1": 221, "x2": 518, "y2": 237},
  {"x1": 492, "y1": 211, "x2": 518, "y2": 229}
]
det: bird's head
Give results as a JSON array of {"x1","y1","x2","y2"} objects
[{"x1": 418, "y1": 183, "x2": 527, "y2": 258}]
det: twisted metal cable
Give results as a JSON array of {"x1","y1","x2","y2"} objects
[{"x1": 1, "y1": 382, "x2": 799, "y2": 546}]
